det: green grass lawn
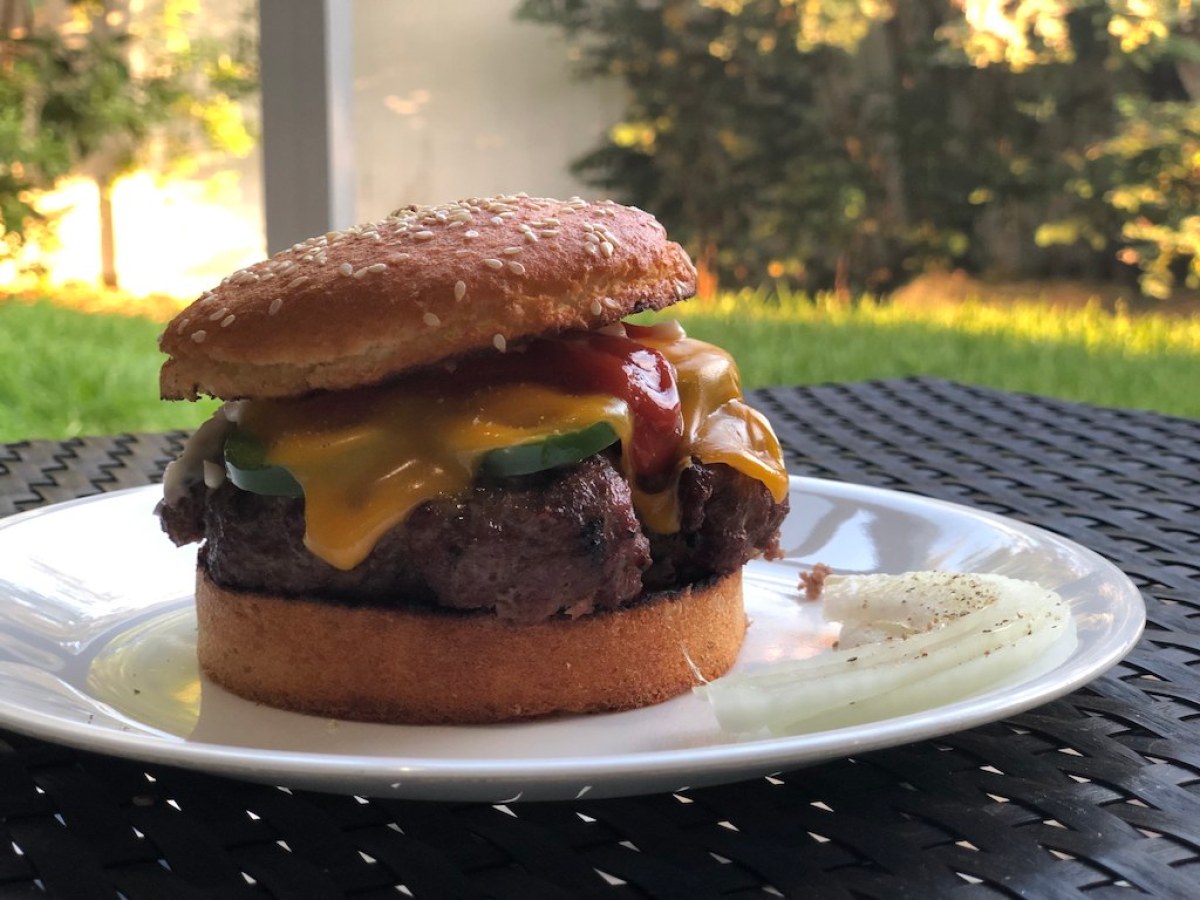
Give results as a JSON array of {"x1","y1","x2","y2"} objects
[
  {"x1": 661, "y1": 295, "x2": 1200, "y2": 419},
  {"x1": 0, "y1": 293, "x2": 1196, "y2": 442},
  {"x1": 0, "y1": 300, "x2": 218, "y2": 441}
]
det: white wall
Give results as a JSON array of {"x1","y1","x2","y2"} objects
[{"x1": 351, "y1": 1, "x2": 623, "y2": 217}]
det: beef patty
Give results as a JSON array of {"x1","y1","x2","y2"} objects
[{"x1": 160, "y1": 454, "x2": 787, "y2": 623}]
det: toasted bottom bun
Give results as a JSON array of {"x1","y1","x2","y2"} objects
[{"x1": 195, "y1": 568, "x2": 747, "y2": 724}]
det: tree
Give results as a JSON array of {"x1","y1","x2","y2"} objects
[
  {"x1": 0, "y1": 0, "x2": 257, "y2": 288},
  {"x1": 0, "y1": 1, "x2": 69, "y2": 268},
  {"x1": 518, "y1": 0, "x2": 1198, "y2": 297}
]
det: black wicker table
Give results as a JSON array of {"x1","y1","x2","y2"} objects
[{"x1": 0, "y1": 377, "x2": 1195, "y2": 899}]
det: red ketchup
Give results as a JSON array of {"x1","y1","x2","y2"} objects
[{"x1": 448, "y1": 331, "x2": 685, "y2": 481}]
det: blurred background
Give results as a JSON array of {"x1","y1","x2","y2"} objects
[{"x1": 0, "y1": 0, "x2": 1197, "y2": 440}]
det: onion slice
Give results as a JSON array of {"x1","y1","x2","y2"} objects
[{"x1": 696, "y1": 571, "x2": 1077, "y2": 735}]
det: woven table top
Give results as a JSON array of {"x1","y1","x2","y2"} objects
[{"x1": 0, "y1": 377, "x2": 1195, "y2": 899}]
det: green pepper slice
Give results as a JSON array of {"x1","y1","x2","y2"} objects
[
  {"x1": 222, "y1": 420, "x2": 620, "y2": 498},
  {"x1": 478, "y1": 421, "x2": 619, "y2": 478},
  {"x1": 223, "y1": 428, "x2": 304, "y2": 497}
]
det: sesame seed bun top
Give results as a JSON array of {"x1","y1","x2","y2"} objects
[{"x1": 159, "y1": 194, "x2": 697, "y2": 401}]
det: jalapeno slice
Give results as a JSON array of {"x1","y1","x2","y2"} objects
[
  {"x1": 478, "y1": 421, "x2": 619, "y2": 478},
  {"x1": 223, "y1": 419, "x2": 620, "y2": 498},
  {"x1": 223, "y1": 429, "x2": 304, "y2": 497}
]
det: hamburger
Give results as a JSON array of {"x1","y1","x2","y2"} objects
[{"x1": 157, "y1": 194, "x2": 789, "y2": 724}]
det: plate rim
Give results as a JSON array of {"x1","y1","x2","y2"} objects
[{"x1": 0, "y1": 478, "x2": 1146, "y2": 799}]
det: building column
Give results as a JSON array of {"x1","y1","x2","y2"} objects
[{"x1": 258, "y1": 0, "x2": 356, "y2": 253}]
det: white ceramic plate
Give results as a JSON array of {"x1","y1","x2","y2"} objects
[{"x1": 0, "y1": 478, "x2": 1143, "y2": 802}]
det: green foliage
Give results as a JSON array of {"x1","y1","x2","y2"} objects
[
  {"x1": 1092, "y1": 98, "x2": 1199, "y2": 297},
  {"x1": 0, "y1": 0, "x2": 258, "y2": 266},
  {"x1": 23, "y1": 29, "x2": 151, "y2": 174},
  {"x1": 0, "y1": 27, "x2": 71, "y2": 261},
  {"x1": 519, "y1": 0, "x2": 1198, "y2": 297}
]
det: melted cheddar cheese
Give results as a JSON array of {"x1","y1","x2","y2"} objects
[{"x1": 238, "y1": 326, "x2": 788, "y2": 570}]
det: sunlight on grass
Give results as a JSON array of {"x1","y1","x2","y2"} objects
[
  {"x1": 1, "y1": 287, "x2": 1197, "y2": 442},
  {"x1": 1, "y1": 285, "x2": 187, "y2": 322},
  {"x1": 650, "y1": 290, "x2": 1200, "y2": 420},
  {"x1": 695, "y1": 290, "x2": 1200, "y2": 357}
]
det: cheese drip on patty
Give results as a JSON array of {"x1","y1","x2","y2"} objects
[{"x1": 237, "y1": 324, "x2": 788, "y2": 570}]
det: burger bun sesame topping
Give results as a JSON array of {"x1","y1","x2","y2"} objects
[{"x1": 159, "y1": 195, "x2": 697, "y2": 401}]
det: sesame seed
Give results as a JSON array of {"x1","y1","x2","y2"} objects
[
  {"x1": 392, "y1": 252, "x2": 411, "y2": 261},
  {"x1": 352, "y1": 266, "x2": 373, "y2": 279},
  {"x1": 339, "y1": 263, "x2": 354, "y2": 276},
  {"x1": 191, "y1": 330, "x2": 207, "y2": 343},
  {"x1": 208, "y1": 307, "x2": 228, "y2": 321},
  {"x1": 600, "y1": 241, "x2": 614, "y2": 258},
  {"x1": 524, "y1": 231, "x2": 538, "y2": 243},
  {"x1": 454, "y1": 280, "x2": 467, "y2": 301},
  {"x1": 498, "y1": 211, "x2": 517, "y2": 219},
  {"x1": 590, "y1": 299, "x2": 603, "y2": 315},
  {"x1": 584, "y1": 243, "x2": 599, "y2": 256},
  {"x1": 503, "y1": 246, "x2": 523, "y2": 255},
  {"x1": 464, "y1": 230, "x2": 479, "y2": 239},
  {"x1": 455, "y1": 249, "x2": 472, "y2": 257},
  {"x1": 448, "y1": 220, "x2": 464, "y2": 229},
  {"x1": 483, "y1": 258, "x2": 504, "y2": 270},
  {"x1": 541, "y1": 229, "x2": 560, "y2": 237},
  {"x1": 221, "y1": 314, "x2": 236, "y2": 328},
  {"x1": 414, "y1": 230, "x2": 435, "y2": 241},
  {"x1": 423, "y1": 312, "x2": 441, "y2": 327},
  {"x1": 367, "y1": 263, "x2": 388, "y2": 274},
  {"x1": 490, "y1": 217, "x2": 503, "y2": 226},
  {"x1": 507, "y1": 261, "x2": 526, "y2": 275},
  {"x1": 493, "y1": 333, "x2": 507, "y2": 352},
  {"x1": 269, "y1": 298, "x2": 284, "y2": 315},
  {"x1": 286, "y1": 275, "x2": 309, "y2": 290}
]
